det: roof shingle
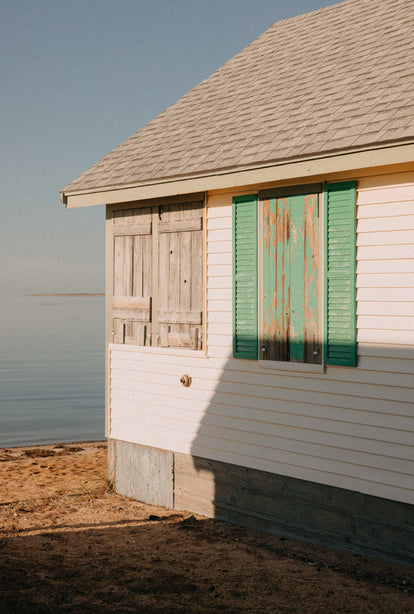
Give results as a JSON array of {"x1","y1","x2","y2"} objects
[{"x1": 63, "y1": 0, "x2": 414, "y2": 195}]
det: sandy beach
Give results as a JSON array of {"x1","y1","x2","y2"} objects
[{"x1": 0, "y1": 442, "x2": 412, "y2": 613}]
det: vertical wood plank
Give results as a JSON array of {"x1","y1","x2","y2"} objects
[
  {"x1": 304, "y1": 194, "x2": 321, "y2": 364},
  {"x1": 277, "y1": 198, "x2": 290, "y2": 361},
  {"x1": 133, "y1": 235, "x2": 143, "y2": 297},
  {"x1": 113, "y1": 236, "x2": 124, "y2": 297},
  {"x1": 142, "y1": 235, "x2": 152, "y2": 300},
  {"x1": 181, "y1": 231, "x2": 192, "y2": 311},
  {"x1": 114, "y1": 235, "x2": 133, "y2": 297},
  {"x1": 289, "y1": 195, "x2": 305, "y2": 362},
  {"x1": 169, "y1": 232, "x2": 181, "y2": 313},
  {"x1": 152, "y1": 207, "x2": 160, "y2": 346},
  {"x1": 263, "y1": 198, "x2": 277, "y2": 360},
  {"x1": 191, "y1": 231, "x2": 203, "y2": 311}
]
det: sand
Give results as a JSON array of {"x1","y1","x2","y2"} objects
[{"x1": 0, "y1": 442, "x2": 412, "y2": 613}]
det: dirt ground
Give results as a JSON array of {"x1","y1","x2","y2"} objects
[{"x1": 0, "y1": 442, "x2": 412, "y2": 614}]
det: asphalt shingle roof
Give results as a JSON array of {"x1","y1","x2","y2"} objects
[{"x1": 63, "y1": 0, "x2": 414, "y2": 195}]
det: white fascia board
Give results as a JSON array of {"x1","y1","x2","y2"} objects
[{"x1": 62, "y1": 142, "x2": 414, "y2": 208}]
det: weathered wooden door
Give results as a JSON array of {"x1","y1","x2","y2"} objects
[
  {"x1": 112, "y1": 206, "x2": 152, "y2": 345},
  {"x1": 262, "y1": 193, "x2": 321, "y2": 363},
  {"x1": 157, "y1": 202, "x2": 203, "y2": 350},
  {"x1": 112, "y1": 199, "x2": 204, "y2": 349}
]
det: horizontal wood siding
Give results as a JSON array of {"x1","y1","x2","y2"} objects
[{"x1": 109, "y1": 173, "x2": 414, "y2": 506}]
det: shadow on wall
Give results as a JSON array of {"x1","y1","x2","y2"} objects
[{"x1": 188, "y1": 340, "x2": 413, "y2": 564}]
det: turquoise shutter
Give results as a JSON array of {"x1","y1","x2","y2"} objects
[
  {"x1": 324, "y1": 181, "x2": 357, "y2": 366},
  {"x1": 233, "y1": 194, "x2": 258, "y2": 359}
]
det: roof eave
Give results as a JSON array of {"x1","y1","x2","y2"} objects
[{"x1": 62, "y1": 141, "x2": 414, "y2": 208}]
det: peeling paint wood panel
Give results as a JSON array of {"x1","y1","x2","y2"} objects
[{"x1": 262, "y1": 193, "x2": 321, "y2": 364}]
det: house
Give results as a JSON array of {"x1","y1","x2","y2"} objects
[{"x1": 60, "y1": 0, "x2": 414, "y2": 563}]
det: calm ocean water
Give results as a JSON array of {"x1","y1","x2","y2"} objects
[{"x1": 0, "y1": 295, "x2": 105, "y2": 448}]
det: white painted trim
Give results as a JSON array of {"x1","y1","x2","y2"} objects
[{"x1": 63, "y1": 143, "x2": 414, "y2": 208}]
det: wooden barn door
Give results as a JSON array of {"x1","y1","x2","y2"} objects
[
  {"x1": 262, "y1": 192, "x2": 321, "y2": 364},
  {"x1": 112, "y1": 207, "x2": 152, "y2": 345},
  {"x1": 156, "y1": 202, "x2": 203, "y2": 350},
  {"x1": 111, "y1": 198, "x2": 204, "y2": 349}
]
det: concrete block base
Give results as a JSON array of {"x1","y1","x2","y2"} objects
[{"x1": 108, "y1": 439, "x2": 413, "y2": 564}]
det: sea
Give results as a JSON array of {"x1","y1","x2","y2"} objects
[{"x1": 0, "y1": 295, "x2": 105, "y2": 448}]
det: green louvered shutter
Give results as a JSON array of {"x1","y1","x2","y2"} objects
[
  {"x1": 324, "y1": 181, "x2": 357, "y2": 366},
  {"x1": 233, "y1": 194, "x2": 258, "y2": 359}
]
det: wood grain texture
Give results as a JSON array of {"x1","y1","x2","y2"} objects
[{"x1": 112, "y1": 199, "x2": 204, "y2": 349}]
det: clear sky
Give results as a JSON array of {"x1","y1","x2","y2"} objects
[{"x1": 1, "y1": 0, "x2": 341, "y2": 295}]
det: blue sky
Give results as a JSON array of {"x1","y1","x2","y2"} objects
[{"x1": 1, "y1": 0, "x2": 340, "y2": 295}]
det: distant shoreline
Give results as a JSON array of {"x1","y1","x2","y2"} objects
[{"x1": 28, "y1": 293, "x2": 105, "y2": 297}]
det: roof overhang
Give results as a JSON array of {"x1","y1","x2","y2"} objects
[{"x1": 61, "y1": 142, "x2": 414, "y2": 208}]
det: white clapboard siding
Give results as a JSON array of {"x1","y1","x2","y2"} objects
[
  {"x1": 357, "y1": 287, "x2": 414, "y2": 302},
  {"x1": 357, "y1": 214, "x2": 414, "y2": 233},
  {"x1": 206, "y1": 195, "x2": 233, "y2": 356},
  {"x1": 357, "y1": 201, "x2": 414, "y2": 218},
  {"x1": 357, "y1": 302, "x2": 414, "y2": 316},
  {"x1": 109, "y1": 173, "x2": 414, "y2": 506},
  {"x1": 357, "y1": 260, "x2": 414, "y2": 274},
  {"x1": 357, "y1": 273, "x2": 414, "y2": 288},
  {"x1": 357, "y1": 244, "x2": 414, "y2": 260},
  {"x1": 357, "y1": 174, "x2": 414, "y2": 349},
  {"x1": 207, "y1": 252, "x2": 232, "y2": 265}
]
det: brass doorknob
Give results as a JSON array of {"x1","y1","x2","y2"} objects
[{"x1": 180, "y1": 374, "x2": 192, "y2": 388}]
